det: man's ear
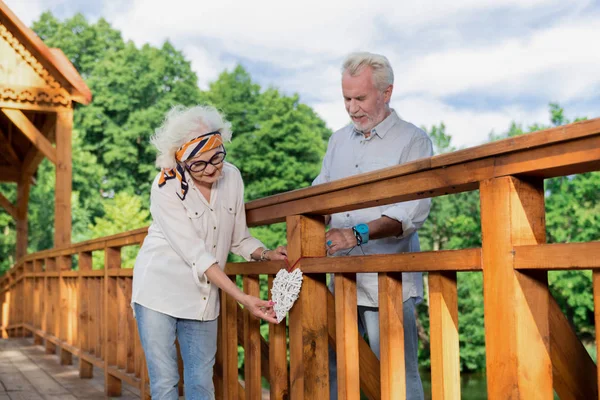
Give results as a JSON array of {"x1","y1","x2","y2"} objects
[{"x1": 383, "y1": 84, "x2": 393, "y2": 103}]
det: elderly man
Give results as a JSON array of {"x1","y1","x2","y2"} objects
[{"x1": 314, "y1": 52, "x2": 432, "y2": 400}]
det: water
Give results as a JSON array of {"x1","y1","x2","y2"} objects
[{"x1": 421, "y1": 371, "x2": 488, "y2": 400}]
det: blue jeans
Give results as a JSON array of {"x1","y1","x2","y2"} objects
[
  {"x1": 134, "y1": 303, "x2": 217, "y2": 400},
  {"x1": 329, "y1": 298, "x2": 424, "y2": 400}
]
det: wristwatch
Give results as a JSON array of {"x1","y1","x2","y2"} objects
[{"x1": 352, "y1": 223, "x2": 369, "y2": 245}]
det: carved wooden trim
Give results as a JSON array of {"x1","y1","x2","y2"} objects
[
  {"x1": 0, "y1": 85, "x2": 70, "y2": 106},
  {"x1": 0, "y1": 23, "x2": 61, "y2": 89}
]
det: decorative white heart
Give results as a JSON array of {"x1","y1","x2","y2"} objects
[{"x1": 270, "y1": 268, "x2": 304, "y2": 323}]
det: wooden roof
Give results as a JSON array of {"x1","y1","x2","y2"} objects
[{"x1": 0, "y1": 0, "x2": 92, "y2": 104}]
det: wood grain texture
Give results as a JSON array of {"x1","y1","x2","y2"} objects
[
  {"x1": 334, "y1": 273, "x2": 359, "y2": 400},
  {"x1": 480, "y1": 176, "x2": 552, "y2": 399},
  {"x1": 428, "y1": 271, "x2": 460, "y2": 400}
]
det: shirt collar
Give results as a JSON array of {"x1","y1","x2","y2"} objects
[{"x1": 351, "y1": 109, "x2": 400, "y2": 139}]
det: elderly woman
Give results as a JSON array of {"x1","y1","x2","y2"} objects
[{"x1": 132, "y1": 105, "x2": 287, "y2": 400}]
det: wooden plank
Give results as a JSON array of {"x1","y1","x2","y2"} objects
[
  {"x1": 0, "y1": 166, "x2": 19, "y2": 182},
  {"x1": 514, "y1": 242, "x2": 600, "y2": 270},
  {"x1": 334, "y1": 273, "x2": 360, "y2": 400},
  {"x1": 245, "y1": 134, "x2": 600, "y2": 227},
  {"x1": 428, "y1": 271, "x2": 460, "y2": 400},
  {"x1": 104, "y1": 247, "x2": 121, "y2": 396},
  {"x1": 480, "y1": 176, "x2": 552, "y2": 399},
  {"x1": 0, "y1": 128, "x2": 21, "y2": 167},
  {"x1": 378, "y1": 273, "x2": 405, "y2": 399},
  {"x1": 57, "y1": 256, "x2": 72, "y2": 365},
  {"x1": 243, "y1": 275, "x2": 262, "y2": 400},
  {"x1": 286, "y1": 215, "x2": 328, "y2": 399},
  {"x1": 0, "y1": 191, "x2": 17, "y2": 219},
  {"x1": 552, "y1": 284, "x2": 598, "y2": 399},
  {"x1": 21, "y1": 113, "x2": 56, "y2": 179},
  {"x1": 116, "y1": 277, "x2": 128, "y2": 369},
  {"x1": 214, "y1": 300, "x2": 225, "y2": 400},
  {"x1": 54, "y1": 109, "x2": 72, "y2": 247},
  {"x1": 1, "y1": 108, "x2": 57, "y2": 164},
  {"x1": 326, "y1": 291, "x2": 380, "y2": 399},
  {"x1": 247, "y1": 118, "x2": 600, "y2": 212},
  {"x1": 268, "y1": 275, "x2": 289, "y2": 400},
  {"x1": 225, "y1": 260, "x2": 286, "y2": 276},
  {"x1": 223, "y1": 290, "x2": 239, "y2": 400},
  {"x1": 595, "y1": 271, "x2": 600, "y2": 399},
  {"x1": 15, "y1": 176, "x2": 30, "y2": 261},
  {"x1": 125, "y1": 278, "x2": 135, "y2": 374}
]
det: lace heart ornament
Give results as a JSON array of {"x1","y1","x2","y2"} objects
[{"x1": 270, "y1": 268, "x2": 303, "y2": 323}]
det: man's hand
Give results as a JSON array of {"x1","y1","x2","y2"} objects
[{"x1": 326, "y1": 228, "x2": 357, "y2": 255}]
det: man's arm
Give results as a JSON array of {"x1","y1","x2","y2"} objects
[{"x1": 325, "y1": 216, "x2": 400, "y2": 254}]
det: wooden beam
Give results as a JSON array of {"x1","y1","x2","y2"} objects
[
  {"x1": 480, "y1": 177, "x2": 552, "y2": 399},
  {"x1": 429, "y1": 271, "x2": 460, "y2": 400},
  {"x1": 55, "y1": 109, "x2": 72, "y2": 246},
  {"x1": 243, "y1": 275, "x2": 262, "y2": 399},
  {"x1": 327, "y1": 291, "x2": 381, "y2": 400},
  {"x1": 551, "y1": 290, "x2": 598, "y2": 399},
  {"x1": 287, "y1": 215, "x2": 329, "y2": 399},
  {"x1": 0, "y1": 166, "x2": 19, "y2": 182},
  {"x1": 16, "y1": 176, "x2": 30, "y2": 260},
  {"x1": 22, "y1": 113, "x2": 56, "y2": 179},
  {"x1": 514, "y1": 242, "x2": 600, "y2": 270},
  {"x1": 0, "y1": 191, "x2": 17, "y2": 219},
  {"x1": 378, "y1": 273, "x2": 405, "y2": 399},
  {"x1": 245, "y1": 134, "x2": 600, "y2": 226},
  {"x1": 334, "y1": 273, "x2": 360, "y2": 400},
  {"x1": 268, "y1": 275, "x2": 289, "y2": 400},
  {"x1": 0, "y1": 128, "x2": 21, "y2": 167},
  {"x1": 2, "y1": 109, "x2": 57, "y2": 164}
]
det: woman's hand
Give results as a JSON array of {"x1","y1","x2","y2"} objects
[
  {"x1": 266, "y1": 246, "x2": 288, "y2": 261},
  {"x1": 241, "y1": 295, "x2": 278, "y2": 324}
]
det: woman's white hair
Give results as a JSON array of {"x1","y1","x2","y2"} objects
[
  {"x1": 342, "y1": 52, "x2": 394, "y2": 91},
  {"x1": 151, "y1": 105, "x2": 232, "y2": 169}
]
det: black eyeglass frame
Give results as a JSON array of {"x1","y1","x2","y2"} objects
[{"x1": 184, "y1": 149, "x2": 227, "y2": 173}]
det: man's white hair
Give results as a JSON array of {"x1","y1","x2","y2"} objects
[
  {"x1": 342, "y1": 52, "x2": 394, "y2": 91},
  {"x1": 151, "y1": 105, "x2": 232, "y2": 169}
]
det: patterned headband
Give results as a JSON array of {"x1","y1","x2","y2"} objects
[{"x1": 175, "y1": 131, "x2": 223, "y2": 162}]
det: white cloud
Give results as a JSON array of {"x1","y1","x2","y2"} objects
[{"x1": 5, "y1": 0, "x2": 599, "y2": 152}]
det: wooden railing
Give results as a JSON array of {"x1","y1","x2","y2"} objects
[{"x1": 1, "y1": 118, "x2": 600, "y2": 399}]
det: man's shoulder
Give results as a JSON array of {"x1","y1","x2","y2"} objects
[{"x1": 395, "y1": 118, "x2": 429, "y2": 140}]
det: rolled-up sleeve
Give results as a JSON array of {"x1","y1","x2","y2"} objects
[
  {"x1": 150, "y1": 185, "x2": 217, "y2": 283},
  {"x1": 381, "y1": 135, "x2": 433, "y2": 238},
  {"x1": 229, "y1": 174, "x2": 264, "y2": 261}
]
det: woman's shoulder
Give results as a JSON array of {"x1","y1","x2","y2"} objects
[{"x1": 222, "y1": 162, "x2": 243, "y2": 181}]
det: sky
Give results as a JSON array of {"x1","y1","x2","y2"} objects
[{"x1": 8, "y1": 0, "x2": 600, "y2": 148}]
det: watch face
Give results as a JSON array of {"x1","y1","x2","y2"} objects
[{"x1": 356, "y1": 224, "x2": 368, "y2": 234}]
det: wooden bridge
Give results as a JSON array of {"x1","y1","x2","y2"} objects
[{"x1": 1, "y1": 117, "x2": 600, "y2": 399}]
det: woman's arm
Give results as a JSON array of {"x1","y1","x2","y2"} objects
[{"x1": 205, "y1": 264, "x2": 278, "y2": 323}]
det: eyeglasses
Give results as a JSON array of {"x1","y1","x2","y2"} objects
[{"x1": 185, "y1": 150, "x2": 226, "y2": 173}]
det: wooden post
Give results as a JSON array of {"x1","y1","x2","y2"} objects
[
  {"x1": 286, "y1": 214, "x2": 329, "y2": 399},
  {"x1": 268, "y1": 275, "x2": 289, "y2": 400},
  {"x1": 222, "y1": 288, "x2": 239, "y2": 400},
  {"x1": 480, "y1": 176, "x2": 552, "y2": 399},
  {"x1": 429, "y1": 271, "x2": 460, "y2": 400},
  {"x1": 55, "y1": 109, "x2": 72, "y2": 247},
  {"x1": 79, "y1": 252, "x2": 93, "y2": 378},
  {"x1": 15, "y1": 175, "x2": 30, "y2": 260},
  {"x1": 104, "y1": 246, "x2": 122, "y2": 396},
  {"x1": 58, "y1": 255, "x2": 72, "y2": 365},
  {"x1": 378, "y1": 272, "x2": 405, "y2": 399},
  {"x1": 243, "y1": 275, "x2": 262, "y2": 400},
  {"x1": 334, "y1": 273, "x2": 359, "y2": 400}
]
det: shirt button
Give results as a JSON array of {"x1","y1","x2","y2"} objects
[
  {"x1": 346, "y1": 213, "x2": 350, "y2": 217},
  {"x1": 355, "y1": 164, "x2": 358, "y2": 168},
  {"x1": 213, "y1": 245, "x2": 216, "y2": 248},
  {"x1": 213, "y1": 226, "x2": 216, "y2": 230},
  {"x1": 207, "y1": 281, "x2": 210, "y2": 285},
  {"x1": 203, "y1": 297, "x2": 207, "y2": 300},
  {"x1": 210, "y1": 208, "x2": 213, "y2": 212},
  {"x1": 195, "y1": 212, "x2": 198, "y2": 215}
]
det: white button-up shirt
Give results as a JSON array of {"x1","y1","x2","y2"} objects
[
  {"x1": 313, "y1": 110, "x2": 433, "y2": 307},
  {"x1": 132, "y1": 162, "x2": 264, "y2": 320}
]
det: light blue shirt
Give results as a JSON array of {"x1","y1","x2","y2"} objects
[{"x1": 313, "y1": 110, "x2": 433, "y2": 307}]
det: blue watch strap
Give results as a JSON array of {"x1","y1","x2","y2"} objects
[{"x1": 353, "y1": 223, "x2": 369, "y2": 245}]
